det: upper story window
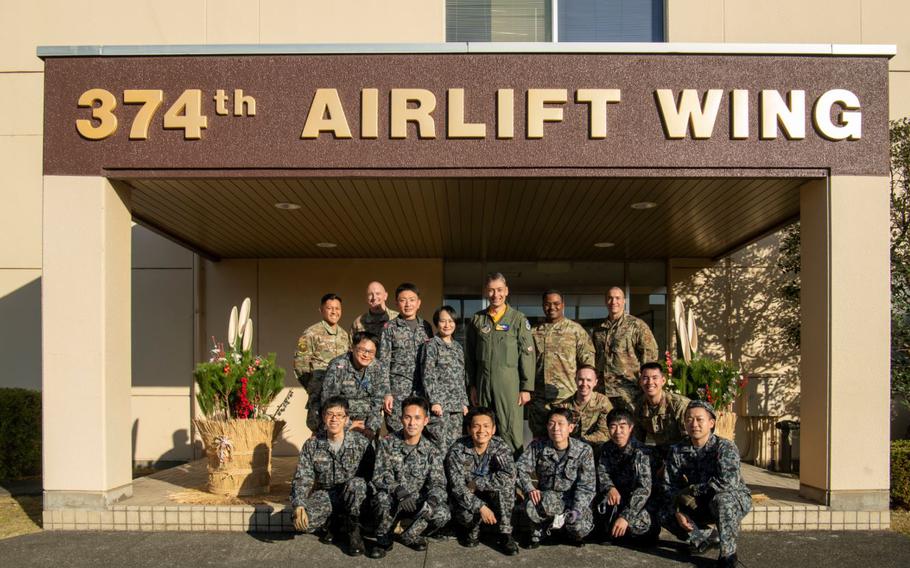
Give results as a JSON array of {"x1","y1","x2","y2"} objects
[
  {"x1": 446, "y1": 0, "x2": 665, "y2": 43},
  {"x1": 446, "y1": 0, "x2": 552, "y2": 42}
]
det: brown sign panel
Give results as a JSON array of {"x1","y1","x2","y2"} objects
[{"x1": 42, "y1": 53, "x2": 889, "y2": 176}]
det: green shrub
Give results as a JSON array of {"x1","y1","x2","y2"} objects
[
  {"x1": 0, "y1": 388, "x2": 42, "y2": 480},
  {"x1": 894, "y1": 440, "x2": 910, "y2": 509}
]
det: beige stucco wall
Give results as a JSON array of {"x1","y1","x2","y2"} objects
[
  {"x1": 666, "y1": 0, "x2": 910, "y2": 119},
  {"x1": 202, "y1": 258, "x2": 444, "y2": 456}
]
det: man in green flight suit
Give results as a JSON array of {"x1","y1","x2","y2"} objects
[{"x1": 466, "y1": 272, "x2": 536, "y2": 455}]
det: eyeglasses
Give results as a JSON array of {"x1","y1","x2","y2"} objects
[
  {"x1": 325, "y1": 412, "x2": 347, "y2": 420},
  {"x1": 354, "y1": 347, "x2": 376, "y2": 356}
]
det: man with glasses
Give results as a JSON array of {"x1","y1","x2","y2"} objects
[
  {"x1": 379, "y1": 282, "x2": 434, "y2": 433},
  {"x1": 295, "y1": 293, "x2": 352, "y2": 433},
  {"x1": 291, "y1": 396, "x2": 374, "y2": 556},
  {"x1": 322, "y1": 332, "x2": 393, "y2": 440}
]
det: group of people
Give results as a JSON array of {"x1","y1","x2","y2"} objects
[{"x1": 290, "y1": 275, "x2": 751, "y2": 566}]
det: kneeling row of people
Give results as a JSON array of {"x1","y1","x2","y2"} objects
[{"x1": 290, "y1": 395, "x2": 750, "y2": 568}]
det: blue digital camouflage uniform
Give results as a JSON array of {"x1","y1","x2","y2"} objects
[
  {"x1": 516, "y1": 437, "x2": 596, "y2": 541},
  {"x1": 597, "y1": 438, "x2": 654, "y2": 536},
  {"x1": 661, "y1": 434, "x2": 752, "y2": 557},
  {"x1": 370, "y1": 431, "x2": 451, "y2": 544},
  {"x1": 379, "y1": 317, "x2": 434, "y2": 432},
  {"x1": 289, "y1": 430, "x2": 373, "y2": 531},
  {"x1": 320, "y1": 353, "x2": 390, "y2": 434},
  {"x1": 444, "y1": 435, "x2": 517, "y2": 536},
  {"x1": 421, "y1": 336, "x2": 470, "y2": 452}
]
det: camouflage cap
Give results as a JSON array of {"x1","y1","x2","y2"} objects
[{"x1": 686, "y1": 399, "x2": 717, "y2": 420}]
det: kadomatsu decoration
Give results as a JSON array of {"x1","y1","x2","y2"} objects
[{"x1": 193, "y1": 297, "x2": 291, "y2": 496}]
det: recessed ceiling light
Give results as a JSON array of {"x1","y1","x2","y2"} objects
[
  {"x1": 594, "y1": 242, "x2": 615, "y2": 248},
  {"x1": 316, "y1": 242, "x2": 337, "y2": 248},
  {"x1": 274, "y1": 202, "x2": 301, "y2": 210},
  {"x1": 630, "y1": 201, "x2": 657, "y2": 210}
]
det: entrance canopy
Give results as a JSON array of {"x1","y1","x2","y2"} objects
[{"x1": 125, "y1": 175, "x2": 804, "y2": 260}]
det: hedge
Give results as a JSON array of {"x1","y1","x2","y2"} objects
[
  {"x1": 895, "y1": 440, "x2": 910, "y2": 509},
  {"x1": 0, "y1": 388, "x2": 41, "y2": 480}
]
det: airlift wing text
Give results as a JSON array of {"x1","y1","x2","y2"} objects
[{"x1": 74, "y1": 87, "x2": 862, "y2": 142}]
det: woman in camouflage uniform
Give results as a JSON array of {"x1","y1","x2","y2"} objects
[{"x1": 421, "y1": 305, "x2": 470, "y2": 452}]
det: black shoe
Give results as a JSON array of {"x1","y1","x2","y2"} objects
[
  {"x1": 498, "y1": 534, "x2": 519, "y2": 556},
  {"x1": 347, "y1": 516, "x2": 364, "y2": 557},
  {"x1": 404, "y1": 536, "x2": 428, "y2": 551},
  {"x1": 367, "y1": 534, "x2": 393, "y2": 559},
  {"x1": 717, "y1": 554, "x2": 738, "y2": 567},
  {"x1": 318, "y1": 526, "x2": 334, "y2": 545}
]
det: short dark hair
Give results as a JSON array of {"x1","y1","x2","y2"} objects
[
  {"x1": 640, "y1": 361, "x2": 664, "y2": 375},
  {"x1": 485, "y1": 272, "x2": 507, "y2": 286},
  {"x1": 433, "y1": 305, "x2": 458, "y2": 326},
  {"x1": 396, "y1": 282, "x2": 420, "y2": 298},
  {"x1": 352, "y1": 331, "x2": 379, "y2": 349},
  {"x1": 606, "y1": 408, "x2": 635, "y2": 427},
  {"x1": 401, "y1": 395, "x2": 429, "y2": 416},
  {"x1": 321, "y1": 293, "x2": 342, "y2": 305},
  {"x1": 546, "y1": 407, "x2": 575, "y2": 424},
  {"x1": 466, "y1": 406, "x2": 496, "y2": 426},
  {"x1": 322, "y1": 396, "x2": 349, "y2": 415},
  {"x1": 542, "y1": 289, "x2": 563, "y2": 302}
]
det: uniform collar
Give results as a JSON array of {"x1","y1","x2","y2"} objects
[
  {"x1": 321, "y1": 320, "x2": 340, "y2": 335},
  {"x1": 600, "y1": 313, "x2": 627, "y2": 329}
]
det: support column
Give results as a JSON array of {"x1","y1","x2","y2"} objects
[
  {"x1": 799, "y1": 176, "x2": 890, "y2": 510},
  {"x1": 42, "y1": 176, "x2": 132, "y2": 510}
]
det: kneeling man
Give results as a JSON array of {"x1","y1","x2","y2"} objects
[
  {"x1": 517, "y1": 407, "x2": 596, "y2": 547},
  {"x1": 596, "y1": 408, "x2": 659, "y2": 544},
  {"x1": 368, "y1": 396, "x2": 451, "y2": 558},
  {"x1": 445, "y1": 407, "x2": 519, "y2": 555},
  {"x1": 290, "y1": 396, "x2": 372, "y2": 556},
  {"x1": 662, "y1": 400, "x2": 751, "y2": 568}
]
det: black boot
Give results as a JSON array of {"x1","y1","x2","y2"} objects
[
  {"x1": 717, "y1": 553, "x2": 738, "y2": 567},
  {"x1": 367, "y1": 534, "x2": 393, "y2": 559},
  {"x1": 498, "y1": 533, "x2": 519, "y2": 556},
  {"x1": 318, "y1": 522, "x2": 334, "y2": 545},
  {"x1": 347, "y1": 515, "x2": 364, "y2": 557},
  {"x1": 461, "y1": 522, "x2": 481, "y2": 548}
]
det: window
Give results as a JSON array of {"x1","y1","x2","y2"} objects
[
  {"x1": 558, "y1": 0, "x2": 665, "y2": 42},
  {"x1": 447, "y1": 0, "x2": 551, "y2": 42},
  {"x1": 446, "y1": 0, "x2": 665, "y2": 43}
]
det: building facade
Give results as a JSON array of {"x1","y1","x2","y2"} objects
[{"x1": 0, "y1": 0, "x2": 905, "y2": 515}]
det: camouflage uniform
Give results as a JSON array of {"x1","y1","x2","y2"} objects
[
  {"x1": 596, "y1": 438, "x2": 654, "y2": 537},
  {"x1": 351, "y1": 307, "x2": 399, "y2": 339},
  {"x1": 628, "y1": 390, "x2": 690, "y2": 449},
  {"x1": 379, "y1": 316, "x2": 434, "y2": 432},
  {"x1": 294, "y1": 321, "x2": 352, "y2": 433},
  {"x1": 661, "y1": 434, "x2": 752, "y2": 558},
  {"x1": 529, "y1": 318, "x2": 595, "y2": 437},
  {"x1": 516, "y1": 437, "x2": 596, "y2": 541},
  {"x1": 371, "y1": 432, "x2": 451, "y2": 544},
  {"x1": 592, "y1": 314, "x2": 658, "y2": 400},
  {"x1": 420, "y1": 336, "x2": 469, "y2": 452},
  {"x1": 444, "y1": 435, "x2": 517, "y2": 536},
  {"x1": 552, "y1": 392, "x2": 614, "y2": 454},
  {"x1": 465, "y1": 307, "x2": 536, "y2": 454},
  {"x1": 321, "y1": 353, "x2": 390, "y2": 434},
  {"x1": 289, "y1": 430, "x2": 373, "y2": 532}
]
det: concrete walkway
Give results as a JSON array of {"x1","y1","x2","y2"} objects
[{"x1": 1, "y1": 530, "x2": 908, "y2": 568}]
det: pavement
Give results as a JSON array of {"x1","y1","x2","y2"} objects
[{"x1": 1, "y1": 530, "x2": 908, "y2": 568}]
